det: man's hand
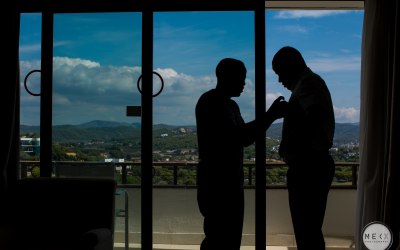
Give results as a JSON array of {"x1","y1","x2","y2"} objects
[{"x1": 266, "y1": 96, "x2": 288, "y2": 120}]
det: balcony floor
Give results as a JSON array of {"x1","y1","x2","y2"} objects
[
  {"x1": 114, "y1": 244, "x2": 354, "y2": 250},
  {"x1": 113, "y1": 235, "x2": 355, "y2": 250}
]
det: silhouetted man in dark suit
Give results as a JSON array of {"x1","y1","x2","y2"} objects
[
  {"x1": 272, "y1": 46, "x2": 335, "y2": 250},
  {"x1": 196, "y1": 58, "x2": 287, "y2": 250}
]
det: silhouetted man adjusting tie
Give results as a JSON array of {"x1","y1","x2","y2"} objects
[
  {"x1": 196, "y1": 58, "x2": 287, "y2": 250},
  {"x1": 272, "y1": 46, "x2": 335, "y2": 250}
]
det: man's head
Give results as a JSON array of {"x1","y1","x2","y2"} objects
[
  {"x1": 272, "y1": 46, "x2": 307, "y2": 91},
  {"x1": 216, "y1": 58, "x2": 247, "y2": 97}
]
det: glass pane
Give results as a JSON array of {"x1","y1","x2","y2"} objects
[
  {"x1": 265, "y1": 9, "x2": 363, "y2": 181},
  {"x1": 53, "y1": 12, "x2": 142, "y2": 248},
  {"x1": 19, "y1": 13, "x2": 42, "y2": 178},
  {"x1": 153, "y1": 11, "x2": 255, "y2": 248},
  {"x1": 265, "y1": 9, "x2": 363, "y2": 247}
]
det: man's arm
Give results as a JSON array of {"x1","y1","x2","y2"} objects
[{"x1": 240, "y1": 96, "x2": 288, "y2": 146}]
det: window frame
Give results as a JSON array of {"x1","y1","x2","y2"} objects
[{"x1": 15, "y1": 1, "x2": 364, "y2": 249}]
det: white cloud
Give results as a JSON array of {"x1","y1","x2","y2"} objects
[
  {"x1": 153, "y1": 73, "x2": 216, "y2": 125},
  {"x1": 20, "y1": 60, "x2": 41, "y2": 71},
  {"x1": 340, "y1": 49, "x2": 352, "y2": 54},
  {"x1": 334, "y1": 106, "x2": 360, "y2": 123},
  {"x1": 21, "y1": 57, "x2": 218, "y2": 125},
  {"x1": 51, "y1": 57, "x2": 142, "y2": 93},
  {"x1": 278, "y1": 25, "x2": 309, "y2": 34},
  {"x1": 19, "y1": 44, "x2": 41, "y2": 54},
  {"x1": 154, "y1": 68, "x2": 179, "y2": 79},
  {"x1": 275, "y1": 10, "x2": 350, "y2": 19},
  {"x1": 19, "y1": 56, "x2": 361, "y2": 126},
  {"x1": 54, "y1": 40, "x2": 72, "y2": 48},
  {"x1": 53, "y1": 56, "x2": 100, "y2": 69},
  {"x1": 308, "y1": 56, "x2": 361, "y2": 72},
  {"x1": 266, "y1": 53, "x2": 361, "y2": 74},
  {"x1": 53, "y1": 93, "x2": 72, "y2": 105}
]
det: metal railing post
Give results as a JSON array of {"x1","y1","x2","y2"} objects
[
  {"x1": 173, "y1": 165, "x2": 178, "y2": 185},
  {"x1": 248, "y1": 165, "x2": 253, "y2": 186},
  {"x1": 122, "y1": 164, "x2": 127, "y2": 184},
  {"x1": 352, "y1": 164, "x2": 358, "y2": 188}
]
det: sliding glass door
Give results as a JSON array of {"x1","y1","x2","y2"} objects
[
  {"x1": 152, "y1": 11, "x2": 257, "y2": 248},
  {"x1": 18, "y1": 1, "x2": 267, "y2": 249}
]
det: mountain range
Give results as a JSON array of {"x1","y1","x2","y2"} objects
[{"x1": 20, "y1": 120, "x2": 359, "y2": 144}]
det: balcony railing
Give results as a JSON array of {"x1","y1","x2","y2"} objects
[
  {"x1": 20, "y1": 161, "x2": 359, "y2": 189},
  {"x1": 18, "y1": 160, "x2": 358, "y2": 248}
]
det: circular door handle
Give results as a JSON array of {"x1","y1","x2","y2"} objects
[
  {"x1": 24, "y1": 69, "x2": 41, "y2": 96},
  {"x1": 137, "y1": 71, "x2": 164, "y2": 97}
]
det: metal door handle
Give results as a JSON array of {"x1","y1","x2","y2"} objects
[
  {"x1": 137, "y1": 71, "x2": 164, "y2": 97},
  {"x1": 24, "y1": 69, "x2": 41, "y2": 96}
]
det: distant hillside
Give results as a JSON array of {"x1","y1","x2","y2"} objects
[
  {"x1": 20, "y1": 124, "x2": 40, "y2": 134},
  {"x1": 77, "y1": 120, "x2": 139, "y2": 128},
  {"x1": 21, "y1": 122, "x2": 141, "y2": 143},
  {"x1": 20, "y1": 120, "x2": 359, "y2": 144},
  {"x1": 332, "y1": 123, "x2": 360, "y2": 143},
  {"x1": 266, "y1": 122, "x2": 359, "y2": 144},
  {"x1": 153, "y1": 124, "x2": 180, "y2": 130},
  {"x1": 265, "y1": 123, "x2": 283, "y2": 139},
  {"x1": 52, "y1": 125, "x2": 141, "y2": 142}
]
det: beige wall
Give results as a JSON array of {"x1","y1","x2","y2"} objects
[{"x1": 114, "y1": 187, "x2": 357, "y2": 245}]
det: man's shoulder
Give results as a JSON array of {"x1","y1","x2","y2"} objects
[
  {"x1": 311, "y1": 72, "x2": 326, "y2": 85},
  {"x1": 197, "y1": 89, "x2": 217, "y2": 103},
  {"x1": 196, "y1": 89, "x2": 215, "y2": 112},
  {"x1": 298, "y1": 71, "x2": 329, "y2": 93},
  {"x1": 202, "y1": 88, "x2": 217, "y2": 96}
]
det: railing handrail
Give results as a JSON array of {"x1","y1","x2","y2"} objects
[{"x1": 20, "y1": 160, "x2": 359, "y2": 189}]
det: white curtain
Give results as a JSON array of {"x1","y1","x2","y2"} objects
[{"x1": 356, "y1": 0, "x2": 400, "y2": 249}]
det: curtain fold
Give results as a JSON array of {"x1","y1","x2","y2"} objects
[
  {"x1": 1, "y1": 3, "x2": 20, "y2": 196},
  {"x1": 356, "y1": 0, "x2": 400, "y2": 249}
]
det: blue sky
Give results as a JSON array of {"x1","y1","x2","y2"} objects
[{"x1": 19, "y1": 10, "x2": 363, "y2": 126}]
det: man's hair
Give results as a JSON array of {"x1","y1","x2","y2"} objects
[
  {"x1": 272, "y1": 46, "x2": 307, "y2": 72},
  {"x1": 216, "y1": 58, "x2": 246, "y2": 79}
]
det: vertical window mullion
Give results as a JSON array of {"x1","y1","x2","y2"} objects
[
  {"x1": 40, "y1": 11, "x2": 53, "y2": 177},
  {"x1": 255, "y1": 0, "x2": 266, "y2": 249},
  {"x1": 141, "y1": 7, "x2": 154, "y2": 250}
]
